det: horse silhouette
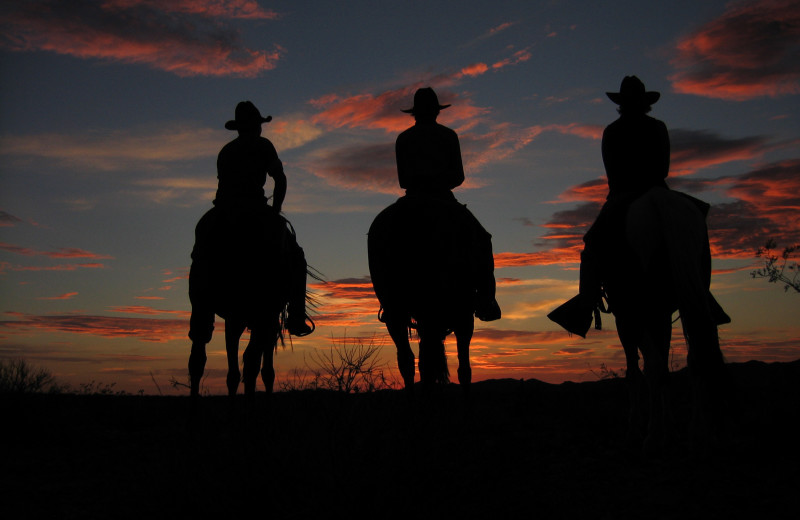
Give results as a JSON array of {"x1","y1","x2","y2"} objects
[
  {"x1": 188, "y1": 205, "x2": 305, "y2": 402},
  {"x1": 553, "y1": 187, "x2": 730, "y2": 454},
  {"x1": 368, "y1": 195, "x2": 484, "y2": 398}
]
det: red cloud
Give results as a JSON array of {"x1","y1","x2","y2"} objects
[
  {"x1": 670, "y1": 0, "x2": 800, "y2": 100},
  {"x1": 303, "y1": 277, "x2": 382, "y2": 329},
  {"x1": 491, "y1": 48, "x2": 532, "y2": 70},
  {"x1": 309, "y1": 45, "x2": 532, "y2": 135},
  {"x1": 0, "y1": 242, "x2": 113, "y2": 259},
  {"x1": 2, "y1": 263, "x2": 107, "y2": 272},
  {"x1": 0, "y1": 0, "x2": 282, "y2": 77},
  {"x1": 494, "y1": 246, "x2": 583, "y2": 268},
  {"x1": 0, "y1": 313, "x2": 188, "y2": 343},
  {"x1": 553, "y1": 179, "x2": 607, "y2": 204},
  {"x1": 116, "y1": 0, "x2": 280, "y2": 20},
  {"x1": 109, "y1": 305, "x2": 191, "y2": 318},
  {"x1": 459, "y1": 63, "x2": 490, "y2": 78},
  {"x1": 707, "y1": 159, "x2": 800, "y2": 257},
  {"x1": 311, "y1": 278, "x2": 376, "y2": 301},
  {"x1": 36, "y1": 292, "x2": 79, "y2": 301},
  {"x1": 670, "y1": 129, "x2": 771, "y2": 176}
]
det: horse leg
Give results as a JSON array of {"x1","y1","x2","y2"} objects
[
  {"x1": 225, "y1": 319, "x2": 246, "y2": 398},
  {"x1": 640, "y1": 312, "x2": 673, "y2": 456},
  {"x1": 242, "y1": 333, "x2": 263, "y2": 402},
  {"x1": 386, "y1": 318, "x2": 415, "y2": 394},
  {"x1": 614, "y1": 317, "x2": 645, "y2": 446},
  {"x1": 258, "y1": 324, "x2": 279, "y2": 395},
  {"x1": 684, "y1": 317, "x2": 727, "y2": 451},
  {"x1": 187, "y1": 298, "x2": 214, "y2": 399},
  {"x1": 454, "y1": 316, "x2": 474, "y2": 400},
  {"x1": 188, "y1": 341, "x2": 207, "y2": 399},
  {"x1": 418, "y1": 325, "x2": 449, "y2": 395}
]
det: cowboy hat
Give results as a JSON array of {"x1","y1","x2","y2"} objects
[
  {"x1": 401, "y1": 87, "x2": 451, "y2": 114},
  {"x1": 606, "y1": 76, "x2": 660, "y2": 107},
  {"x1": 225, "y1": 101, "x2": 272, "y2": 130}
]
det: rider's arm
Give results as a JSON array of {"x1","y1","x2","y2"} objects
[
  {"x1": 447, "y1": 130, "x2": 465, "y2": 190},
  {"x1": 396, "y1": 133, "x2": 410, "y2": 190},
  {"x1": 270, "y1": 159, "x2": 286, "y2": 213}
]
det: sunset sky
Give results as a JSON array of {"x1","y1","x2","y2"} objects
[{"x1": 1, "y1": 0, "x2": 798, "y2": 394}]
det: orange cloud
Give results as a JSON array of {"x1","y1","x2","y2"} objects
[
  {"x1": 2, "y1": 263, "x2": 107, "y2": 272},
  {"x1": 459, "y1": 63, "x2": 490, "y2": 78},
  {"x1": 305, "y1": 277, "x2": 381, "y2": 329},
  {"x1": 0, "y1": 242, "x2": 113, "y2": 260},
  {"x1": 491, "y1": 48, "x2": 532, "y2": 70},
  {"x1": 0, "y1": 0, "x2": 282, "y2": 77},
  {"x1": 670, "y1": 0, "x2": 800, "y2": 100},
  {"x1": 109, "y1": 306, "x2": 191, "y2": 318},
  {"x1": 494, "y1": 246, "x2": 583, "y2": 268},
  {"x1": 0, "y1": 313, "x2": 188, "y2": 343},
  {"x1": 37, "y1": 292, "x2": 79, "y2": 301},
  {"x1": 310, "y1": 89, "x2": 416, "y2": 134}
]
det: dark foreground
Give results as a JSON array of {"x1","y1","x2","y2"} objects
[{"x1": 4, "y1": 359, "x2": 799, "y2": 519}]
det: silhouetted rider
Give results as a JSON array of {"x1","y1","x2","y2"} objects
[
  {"x1": 394, "y1": 87, "x2": 501, "y2": 321},
  {"x1": 581, "y1": 76, "x2": 669, "y2": 311},
  {"x1": 396, "y1": 93, "x2": 464, "y2": 199},
  {"x1": 189, "y1": 101, "x2": 312, "y2": 348},
  {"x1": 215, "y1": 102, "x2": 287, "y2": 212}
]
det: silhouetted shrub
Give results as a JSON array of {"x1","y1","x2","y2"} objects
[
  {"x1": 279, "y1": 336, "x2": 397, "y2": 393},
  {"x1": 0, "y1": 358, "x2": 62, "y2": 394},
  {"x1": 752, "y1": 239, "x2": 799, "y2": 293}
]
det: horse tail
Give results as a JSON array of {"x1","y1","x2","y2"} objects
[
  {"x1": 651, "y1": 189, "x2": 724, "y2": 373},
  {"x1": 418, "y1": 334, "x2": 450, "y2": 386}
]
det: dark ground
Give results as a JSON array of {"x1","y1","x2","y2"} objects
[{"x1": 3, "y1": 359, "x2": 799, "y2": 519}]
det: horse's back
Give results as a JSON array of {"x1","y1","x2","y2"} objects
[
  {"x1": 191, "y1": 205, "x2": 289, "y2": 323},
  {"x1": 626, "y1": 187, "x2": 718, "y2": 320},
  {"x1": 368, "y1": 196, "x2": 476, "y2": 322}
]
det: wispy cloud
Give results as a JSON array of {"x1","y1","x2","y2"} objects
[
  {"x1": 306, "y1": 142, "x2": 398, "y2": 193},
  {"x1": 1, "y1": 116, "x2": 319, "y2": 174},
  {"x1": 307, "y1": 277, "x2": 380, "y2": 329},
  {"x1": 670, "y1": 129, "x2": 774, "y2": 175},
  {"x1": 0, "y1": 242, "x2": 113, "y2": 260},
  {"x1": 1, "y1": 262, "x2": 107, "y2": 273},
  {"x1": 0, "y1": 126, "x2": 222, "y2": 170},
  {"x1": 0, "y1": 312, "x2": 188, "y2": 343},
  {"x1": 528, "y1": 155, "x2": 800, "y2": 267},
  {"x1": 0, "y1": 211, "x2": 23, "y2": 227},
  {"x1": 36, "y1": 292, "x2": 79, "y2": 301},
  {"x1": 670, "y1": 0, "x2": 800, "y2": 100},
  {"x1": 0, "y1": 0, "x2": 282, "y2": 77},
  {"x1": 706, "y1": 159, "x2": 800, "y2": 257}
]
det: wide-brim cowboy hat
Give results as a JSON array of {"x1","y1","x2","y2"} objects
[
  {"x1": 401, "y1": 87, "x2": 451, "y2": 114},
  {"x1": 225, "y1": 101, "x2": 272, "y2": 130},
  {"x1": 606, "y1": 76, "x2": 660, "y2": 107}
]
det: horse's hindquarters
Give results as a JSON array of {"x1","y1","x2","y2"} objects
[
  {"x1": 190, "y1": 206, "x2": 289, "y2": 326},
  {"x1": 368, "y1": 197, "x2": 477, "y2": 322}
]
